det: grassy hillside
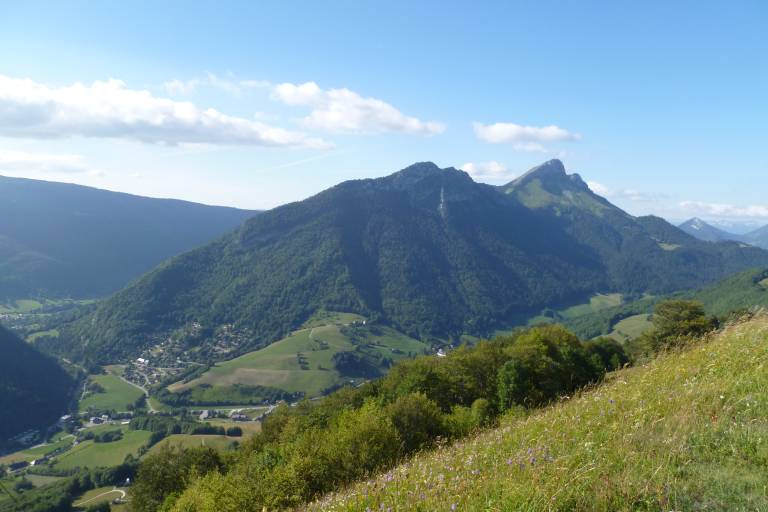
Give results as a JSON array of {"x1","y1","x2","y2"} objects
[
  {"x1": 165, "y1": 313, "x2": 428, "y2": 404},
  {"x1": 310, "y1": 314, "x2": 768, "y2": 511}
]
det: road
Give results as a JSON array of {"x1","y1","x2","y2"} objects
[
  {"x1": 74, "y1": 488, "x2": 126, "y2": 507},
  {"x1": 117, "y1": 374, "x2": 157, "y2": 413}
]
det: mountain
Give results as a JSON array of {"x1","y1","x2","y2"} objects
[
  {"x1": 53, "y1": 160, "x2": 768, "y2": 365},
  {"x1": 678, "y1": 217, "x2": 741, "y2": 243},
  {"x1": 0, "y1": 324, "x2": 75, "y2": 444},
  {"x1": 0, "y1": 175, "x2": 256, "y2": 300},
  {"x1": 743, "y1": 225, "x2": 768, "y2": 250}
]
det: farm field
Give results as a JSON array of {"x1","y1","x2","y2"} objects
[
  {"x1": 0, "y1": 299, "x2": 43, "y2": 314},
  {"x1": 607, "y1": 313, "x2": 653, "y2": 343},
  {"x1": 79, "y1": 370, "x2": 144, "y2": 412},
  {"x1": 0, "y1": 436, "x2": 74, "y2": 464},
  {"x1": 73, "y1": 486, "x2": 129, "y2": 510},
  {"x1": 167, "y1": 313, "x2": 427, "y2": 402},
  {"x1": 54, "y1": 426, "x2": 151, "y2": 470},
  {"x1": 146, "y1": 434, "x2": 239, "y2": 455},
  {"x1": 202, "y1": 419, "x2": 261, "y2": 437}
]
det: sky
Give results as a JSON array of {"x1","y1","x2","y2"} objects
[{"x1": 0, "y1": 1, "x2": 766, "y2": 226}]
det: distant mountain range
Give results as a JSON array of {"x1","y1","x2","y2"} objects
[
  {"x1": 679, "y1": 217, "x2": 768, "y2": 249},
  {"x1": 51, "y1": 160, "x2": 768, "y2": 366},
  {"x1": 0, "y1": 323, "x2": 75, "y2": 445},
  {"x1": 0, "y1": 175, "x2": 257, "y2": 300}
]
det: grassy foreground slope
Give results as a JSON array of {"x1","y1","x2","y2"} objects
[{"x1": 310, "y1": 315, "x2": 768, "y2": 511}]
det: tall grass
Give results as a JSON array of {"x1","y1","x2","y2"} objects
[{"x1": 308, "y1": 314, "x2": 768, "y2": 511}]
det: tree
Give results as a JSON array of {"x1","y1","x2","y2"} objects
[
  {"x1": 584, "y1": 337, "x2": 629, "y2": 371},
  {"x1": 642, "y1": 300, "x2": 716, "y2": 352},
  {"x1": 386, "y1": 392, "x2": 445, "y2": 452},
  {"x1": 131, "y1": 444, "x2": 222, "y2": 512}
]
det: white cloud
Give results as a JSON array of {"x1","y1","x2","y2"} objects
[
  {"x1": 461, "y1": 161, "x2": 517, "y2": 183},
  {"x1": 680, "y1": 200, "x2": 768, "y2": 219},
  {"x1": 271, "y1": 81, "x2": 446, "y2": 135},
  {"x1": 164, "y1": 73, "x2": 271, "y2": 96},
  {"x1": 0, "y1": 74, "x2": 328, "y2": 149},
  {"x1": 586, "y1": 180, "x2": 611, "y2": 196},
  {"x1": 587, "y1": 181, "x2": 658, "y2": 203},
  {"x1": 0, "y1": 149, "x2": 94, "y2": 174},
  {"x1": 473, "y1": 122, "x2": 579, "y2": 151}
]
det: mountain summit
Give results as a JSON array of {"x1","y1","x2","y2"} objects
[{"x1": 55, "y1": 161, "x2": 768, "y2": 365}]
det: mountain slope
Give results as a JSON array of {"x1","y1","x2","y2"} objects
[
  {"x1": 678, "y1": 217, "x2": 740, "y2": 242},
  {"x1": 0, "y1": 175, "x2": 256, "y2": 299},
  {"x1": 0, "y1": 324, "x2": 75, "y2": 444},
  {"x1": 56, "y1": 160, "x2": 768, "y2": 365},
  {"x1": 309, "y1": 315, "x2": 768, "y2": 511},
  {"x1": 744, "y1": 224, "x2": 768, "y2": 250}
]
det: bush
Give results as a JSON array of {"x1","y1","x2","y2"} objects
[
  {"x1": 629, "y1": 300, "x2": 717, "y2": 358},
  {"x1": 225, "y1": 427, "x2": 242, "y2": 437},
  {"x1": 386, "y1": 392, "x2": 445, "y2": 452}
]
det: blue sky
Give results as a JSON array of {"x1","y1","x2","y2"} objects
[{"x1": 0, "y1": 1, "x2": 766, "y2": 226}]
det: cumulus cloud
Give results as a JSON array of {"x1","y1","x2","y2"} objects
[
  {"x1": 271, "y1": 81, "x2": 446, "y2": 135},
  {"x1": 473, "y1": 122, "x2": 579, "y2": 152},
  {"x1": 164, "y1": 73, "x2": 271, "y2": 96},
  {"x1": 0, "y1": 74, "x2": 328, "y2": 149},
  {"x1": 461, "y1": 161, "x2": 517, "y2": 183},
  {"x1": 680, "y1": 200, "x2": 768, "y2": 219}
]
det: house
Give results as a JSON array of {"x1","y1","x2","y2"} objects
[
  {"x1": 436, "y1": 348, "x2": 447, "y2": 358},
  {"x1": 199, "y1": 410, "x2": 210, "y2": 420},
  {"x1": 30, "y1": 457, "x2": 48, "y2": 466},
  {"x1": 90, "y1": 416, "x2": 103, "y2": 425},
  {"x1": 230, "y1": 413, "x2": 248, "y2": 421}
]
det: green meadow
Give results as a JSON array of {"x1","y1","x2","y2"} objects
[
  {"x1": 79, "y1": 371, "x2": 144, "y2": 412},
  {"x1": 54, "y1": 426, "x2": 151, "y2": 470}
]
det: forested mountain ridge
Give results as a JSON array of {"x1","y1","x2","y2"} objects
[
  {"x1": 0, "y1": 324, "x2": 75, "y2": 445},
  {"x1": 52, "y1": 160, "x2": 768, "y2": 365},
  {"x1": 0, "y1": 175, "x2": 256, "y2": 299}
]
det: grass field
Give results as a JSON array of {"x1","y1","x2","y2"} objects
[
  {"x1": 311, "y1": 315, "x2": 768, "y2": 511},
  {"x1": 0, "y1": 299, "x2": 43, "y2": 313},
  {"x1": 607, "y1": 313, "x2": 653, "y2": 343},
  {"x1": 54, "y1": 426, "x2": 151, "y2": 470},
  {"x1": 202, "y1": 419, "x2": 261, "y2": 437},
  {"x1": 146, "y1": 434, "x2": 240, "y2": 455},
  {"x1": 79, "y1": 372, "x2": 144, "y2": 412},
  {"x1": 169, "y1": 314, "x2": 427, "y2": 401},
  {"x1": 24, "y1": 474, "x2": 65, "y2": 487},
  {"x1": 0, "y1": 436, "x2": 74, "y2": 464},
  {"x1": 496, "y1": 293, "x2": 627, "y2": 336},
  {"x1": 73, "y1": 486, "x2": 128, "y2": 510},
  {"x1": 559, "y1": 293, "x2": 624, "y2": 318}
]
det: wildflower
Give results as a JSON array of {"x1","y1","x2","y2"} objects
[
  {"x1": 506, "y1": 458, "x2": 513, "y2": 465},
  {"x1": 451, "y1": 504, "x2": 457, "y2": 511}
]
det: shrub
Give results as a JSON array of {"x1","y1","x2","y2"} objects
[{"x1": 386, "y1": 392, "x2": 445, "y2": 452}]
